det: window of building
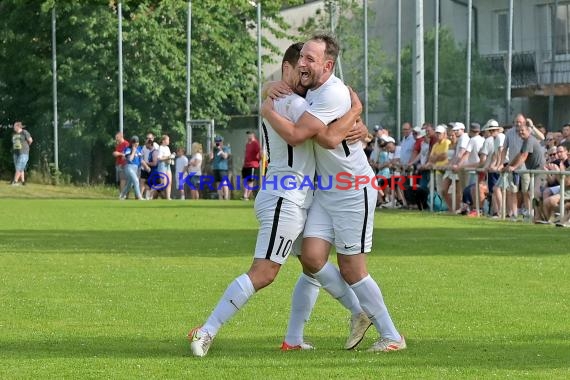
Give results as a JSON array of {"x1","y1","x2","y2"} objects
[
  {"x1": 554, "y1": 3, "x2": 570, "y2": 55},
  {"x1": 497, "y1": 11, "x2": 509, "y2": 52}
]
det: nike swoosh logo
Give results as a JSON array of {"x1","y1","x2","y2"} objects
[{"x1": 344, "y1": 244, "x2": 357, "y2": 249}]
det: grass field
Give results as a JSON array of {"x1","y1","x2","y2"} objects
[{"x1": 0, "y1": 189, "x2": 569, "y2": 379}]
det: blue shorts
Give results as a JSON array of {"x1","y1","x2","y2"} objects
[{"x1": 14, "y1": 153, "x2": 29, "y2": 171}]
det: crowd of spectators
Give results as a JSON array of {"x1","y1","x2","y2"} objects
[{"x1": 365, "y1": 116, "x2": 570, "y2": 227}]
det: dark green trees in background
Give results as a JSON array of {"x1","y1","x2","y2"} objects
[{"x1": 0, "y1": 0, "x2": 299, "y2": 183}]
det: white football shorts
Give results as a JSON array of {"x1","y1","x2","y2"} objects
[
  {"x1": 303, "y1": 185, "x2": 377, "y2": 255},
  {"x1": 253, "y1": 191, "x2": 307, "y2": 265}
]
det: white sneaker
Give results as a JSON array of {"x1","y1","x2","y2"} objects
[
  {"x1": 345, "y1": 312, "x2": 372, "y2": 350},
  {"x1": 189, "y1": 327, "x2": 213, "y2": 357},
  {"x1": 367, "y1": 336, "x2": 407, "y2": 352}
]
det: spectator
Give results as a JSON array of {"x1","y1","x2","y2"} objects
[
  {"x1": 398, "y1": 122, "x2": 415, "y2": 168},
  {"x1": 210, "y1": 135, "x2": 231, "y2": 200},
  {"x1": 141, "y1": 136, "x2": 159, "y2": 200},
  {"x1": 480, "y1": 120, "x2": 505, "y2": 217},
  {"x1": 560, "y1": 123, "x2": 570, "y2": 149},
  {"x1": 113, "y1": 132, "x2": 129, "y2": 194},
  {"x1": 119, "y1": 136, "x2": 146, "y2": 200},
  {"x1": 140, "y1": 132, "x2": 159, "y2": 197},
  {"x1": 175, "y1": 147, "x2": 189, "y2": 200},
  {"x1": 242, "y1": 131, "x2": 260, "y2": 201},
  {"x1": 188, "y1": 142, "x2": 203, "y2": 200},
  {"x1": 502, "y1": 122, "x2": 545, "y2": 222},
  {"x1": 157, "y1": 134, "x2": 173, "y2": 200},
  {"x1": 11, "y1": 121, "x2": 32, "y2": 186},
  {"x1": 500, "y1": 115, "x2": 544, "y2": 221},
  {"x1": 427, "y1": 124, "x2": 450, "y2": 200}
]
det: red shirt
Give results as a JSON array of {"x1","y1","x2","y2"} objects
[
  {"x1": 244, "y1": 139, "x2": 260, "y2": 169},
  {"x1": 115, "y1": 140, "x2": 130, "y2": 166}
]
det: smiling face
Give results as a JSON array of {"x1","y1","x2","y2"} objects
[{"x1": 298, "y1": 40, "x2": 333, "y2": 89}]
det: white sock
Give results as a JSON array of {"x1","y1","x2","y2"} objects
[
  {"x1": 313, "y1": 262, "x2": 363, "y2": 315},
  {"x1": 284, "y1": 273, "x2": 321, "y2": 346},
  {"x1": 202, "y1": 273, "x2": 255, "y2": 336},
  {"x1": 350, "y1": 275, "x2": 401, "y2": 341}
]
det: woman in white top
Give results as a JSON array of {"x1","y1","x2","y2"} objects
[
  {"x1": 187, "y1": 142, "x2": 203, "y2": 200},
  {"x1": 157, "y1": 134, "x2": 173, "y2": 200}
]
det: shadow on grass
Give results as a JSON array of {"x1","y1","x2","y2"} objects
[
  {"x1": 0, "y1": 226, "x2": 566, "y2": 257},
  {"x1": 0, "y1": 335, "x2": 568, "y2": 371}
]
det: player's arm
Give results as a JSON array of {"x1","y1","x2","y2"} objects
[
  {"x1": 261, "y1": 98, "x2": 325, "y2": 146},
  {"x1": 314, "y1": 87, "x2": 363, "y2": 149},
  {"x1": 262, "y1": 80, "x2": 292, "y2": 100}
]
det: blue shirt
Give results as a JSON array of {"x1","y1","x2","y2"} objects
[
  {"x1": 212, "y1": 146, "x2": 231, "y2": 170},
  {"x1": 123, "y1": 145, "x2": 143, "y2": 167}
]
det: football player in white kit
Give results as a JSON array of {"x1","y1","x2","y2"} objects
[
  {"x1": 262, "y1": 34, "x2": 406, "y2": 352},
  {"x1": 188, "y1": 42, "x2": 363, "y2": 357}
]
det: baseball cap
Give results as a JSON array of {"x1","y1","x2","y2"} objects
[
  {"x1": 470, "y1": 122, "x2": 481, "y2": 131},
  {"x1": 214, "y1": 135, "x2": 223, "y2": 142},
  {"x1": 451, "y1": 122, "x2": 466, "y2": 131},
  {"x1": 130, "y1": 135, "x2": 139, "y2": 143},
  {"x1": 373, "y1": 125, "x2": 383, "y2": 132},
  {"x1": 483, "y1": 119, "x2": 500, "y2": 131},
  {"x1": 381, "y1": 136, "x2": 395, "y2": 144},
  {"x1": 435, "y1": 125, "x2": 447, "y2": 134}
]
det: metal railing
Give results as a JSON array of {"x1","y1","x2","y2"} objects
[{"x1": 426, "y1": 167, "x2": 569, "y2": 221}]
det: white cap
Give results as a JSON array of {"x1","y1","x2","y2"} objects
[
  {"x1": 435, "y1": 125, "x2": 447, "y2": 134},
  {"x1": 381, "y1": 136, "x2": 396, "y2": 144},
  {"x1": 483, "y1": 119, "x2": 500, "y2": 131},
  {"x1": 412, "y1": 126, "x2": 426, "y2": 137},
  {"x1": 451, "y1": 122, "x2": 466, "y2": 131}
]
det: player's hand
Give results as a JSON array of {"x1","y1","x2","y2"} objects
[
  {"x1": 345, "y1": 119, "x2": 368, "y2": 144},
  {"x1": 266, "y1": 80, "x2": 292, "y2": 100},
  {"x1": 348, "y1": 87, "x2": 363, "y2": 117}
]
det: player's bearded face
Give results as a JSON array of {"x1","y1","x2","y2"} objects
[{"x1": 291, "y1": 67, "x2": 307, "y2": 97}]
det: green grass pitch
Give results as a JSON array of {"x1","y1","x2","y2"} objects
[{"x1": 0, "y1": 196, "x2": 568, "y2": 379}]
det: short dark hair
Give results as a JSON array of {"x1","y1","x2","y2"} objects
[
  {"x1": 310, "y1": 33, "x2": 340, "y2": 65},
  {"x1": 282, "y1": 42, "x2": 304, "y2": 73}
]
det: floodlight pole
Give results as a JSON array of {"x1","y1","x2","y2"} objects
[
  {"x1": 466, "y1": 0, "x2": 472, "y2": 131},
  {"x1": 51, "y1": 7, "x2": 59, "y2": 171},
  {"x1": 363, "y1": 0, "x2": 369, "y2": 126},
  {"x1": 256, "y1": 2, "x2": 264, "y2": 175},
  {"x1": 118, "y1": 1, "x2": 124, "y2": 134},
  {"x1": 396, "y1": 0, "x2": 401, "y2": 136},
  {"x1": 186, "y1": 1, "x2": 192, "y2": 153}
]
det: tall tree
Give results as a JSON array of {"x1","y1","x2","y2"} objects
[{"x1": 0, "y1": 0, "x2": 301, "y2": 183}]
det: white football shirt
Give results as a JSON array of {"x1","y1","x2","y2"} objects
[
  {"x1": 305, "y1": 74, "x2": 374, "y2": 193},
  {"x1": 262, "y1": 93, "x2": 315, "y2": 208}
]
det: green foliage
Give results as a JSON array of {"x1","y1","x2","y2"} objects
[
  {"x1": 0, "y1": 0, "x2": 300, "y2": 183},
  {"x1": 297, "y1": 0, "x2": 391, "y2": 120},
  {"x1": 386, "y1": 28, "x2": 503, "y2": 126}
]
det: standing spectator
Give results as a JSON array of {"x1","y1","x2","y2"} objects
[
  {"x1": 188, "y1": 142, "x2": 203, "y2": 200},
  {"x1": 157, "y1": 134, "x2": 173, "y2": 200},
  {"x1": 113, "y1": 132, "x2": 129, "y2": 193},
  {"x1": 141, "y1": 136, "x2": 159, "y2": 200},
  {"x1": 427, "y1": 125, "x2": 451, "y2": 198},
  {"x1": 242, "y1": 131, "x2": 260, "y2": 201},
  {"x1": 140, "y1": 132, "x2": 159, "y2": 197},
  {"x1": 11, "y1": 121, "x2": 32, "y2": 185},
  {"x1": 119, "y1": 136, "x2": 145, "y2": 200},
  {"x1": 502, "y1": 122, "x2": 546, "y2": 221},
  {"x1": 210, "y1": 135, "x2": 231, "y2": 200},
  {"x1": 560, "y1": 123, "x2": 570, "y2": 149},
  {"x1": 174, "y1": 147, "x2": 189, "y2": 200},
  {"x1": 398, "y1": 122, "x2": 415, "y2": 168}
]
